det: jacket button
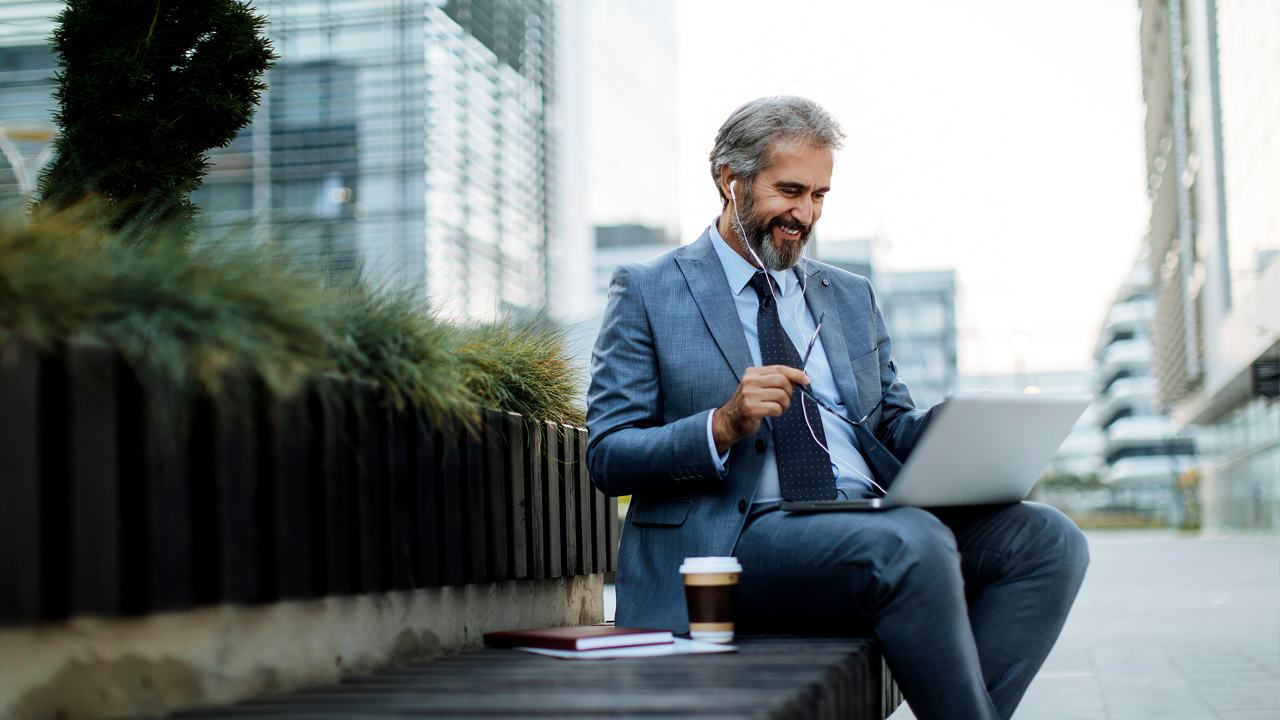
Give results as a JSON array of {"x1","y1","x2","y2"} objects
[
  {"x1": 822, "y1": 278, "x2": 830, "y2": 286},
  {"x1": 755, "y1": 438, "x2": 766, "y2": 454},
  {"x1": 737, "y1": 499, "x2": 747, "y2": 514}
]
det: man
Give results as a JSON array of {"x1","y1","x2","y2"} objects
[{"x1": 586, "y1": 96, "x2": 1088, "y2": 720}]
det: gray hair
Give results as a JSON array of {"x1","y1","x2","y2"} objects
[{"x1": 709, "y1": 96, "x2": 846, "y2": 205}]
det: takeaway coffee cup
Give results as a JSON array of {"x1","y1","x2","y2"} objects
[{"x1": 679, "y1": 556, "x2": 743, "y2": 643}]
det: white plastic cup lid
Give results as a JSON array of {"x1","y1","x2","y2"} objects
[{"x1": 679, "y1": 556, "x2": 743, "y2": 574}]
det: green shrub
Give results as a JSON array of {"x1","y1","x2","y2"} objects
[
  {"x1": 1, "y1": 205, "x2": 333, "y2": 396},
  {"x1": 38, "y1": 0, "x2": 274, "y2": 234},
  {"x1": 326, "y1": 284, "x2": 475, "y2": 428},
  {"x1": 458, "y1": 320, "x2": 585, "y2": 427}
]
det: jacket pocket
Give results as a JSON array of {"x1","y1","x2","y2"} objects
[{"x1": 629, "y1": 500, "x2": 692, "y2": 527}]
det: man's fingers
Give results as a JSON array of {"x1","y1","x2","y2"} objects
[
  {"x1": 750, "y1": 365, "x2": 810, "y2": 387},
  {"x1": 744, "y1": 386, "x2": 790, "y2": 415},
  {"x1": 774, "y1": 365, "x2": 811, "y2": 386},
  {"x1": 757, "y1": 400, "x2": 786, "y2": 417}
]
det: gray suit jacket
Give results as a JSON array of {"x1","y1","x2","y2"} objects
[{"x1": 586, "y1": 229, "x2": 932, "y2": 633}]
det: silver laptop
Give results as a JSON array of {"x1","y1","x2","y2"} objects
[{"x1": 780, "y1": 392, "x2": 1091, "y2": 511}]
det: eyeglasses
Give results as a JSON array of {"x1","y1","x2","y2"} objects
[
  {"x1": 800, "y1": 312, "x2": 824, "y2": 370},
  {"x1": 797, "y1": 381, "x2": 890, "y2": 429}
]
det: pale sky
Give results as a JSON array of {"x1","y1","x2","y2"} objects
[{"x1": 674, "y1": 0, "x2": 1149, "y2": 378}]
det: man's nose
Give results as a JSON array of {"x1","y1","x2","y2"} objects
[{"x1": 790, "y1": 197, "x2": 815, "y2": 226}]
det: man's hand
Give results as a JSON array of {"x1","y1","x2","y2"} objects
[{"x1": 712, "y1": 365, "x2": 810, "y2": 454}]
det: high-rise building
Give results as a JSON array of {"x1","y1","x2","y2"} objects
[
  {"x1": 197, "y1": 0, "x2": 558, "y2": 321},
  {"x1": 820, "y1": 238, "x2": 958, "y2": 410},
  {"x1": 1093, "y1": 250, "x2": 1196, "y2": 524},
  {"x1": 1138, "y1": 0, "x2": 1279, "y2": 529}
]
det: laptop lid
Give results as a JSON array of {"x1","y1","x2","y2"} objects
[{"x1": 883, "y1": 392, "x2": 1091, "y2": 508}]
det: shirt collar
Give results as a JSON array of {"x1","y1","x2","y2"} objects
[{"x1": 708, "y1": 219, "x2": 795, "y2": 297}]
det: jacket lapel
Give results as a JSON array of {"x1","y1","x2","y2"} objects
[
  {"x1": 799, "y1": 265, "x2": 864, "y2": 411},
  {"x1": 676, "y1": 232, "x2": 753, "y2": 380}
]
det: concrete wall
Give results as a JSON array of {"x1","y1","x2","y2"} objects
[{"x1": 0, "y1": 575, "x2": 604, "y2": 720}]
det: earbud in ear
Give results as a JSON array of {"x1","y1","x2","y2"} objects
[{"x1": 729, "y1": 180, "x2": 737, "y2": 202}]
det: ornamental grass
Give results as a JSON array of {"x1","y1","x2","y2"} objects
[{"x1": 0, "y1": 206, "x2": 584, "y2": 428}]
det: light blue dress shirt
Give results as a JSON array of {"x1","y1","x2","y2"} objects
[{"x1": 703, "y1": 222, "x2": 876, "y2": 502}]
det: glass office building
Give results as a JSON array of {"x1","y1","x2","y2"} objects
[
  {"x1": 197, "y1": 0, "x2": 556, "y2": 320},
  {"x1": 1093, "y1": 251, "x2": 1196, "y2": 524},
  {"x1": 1138, "y1": 0, "x2": 1280, "y2": 529}
]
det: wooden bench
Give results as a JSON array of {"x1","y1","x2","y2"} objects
[{"x1": 174, "y1": 636, "x2": 902, "y2": 719}]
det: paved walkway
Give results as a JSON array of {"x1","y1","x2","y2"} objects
[
  {"x1": 893, "y1": 530, "x2": 1280, "y2": 719},
  {"x1": 607, "y1": 530, "x2": 1279, "y2": 719}
]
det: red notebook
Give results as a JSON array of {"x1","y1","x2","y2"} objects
[{"x1": 484, "y1": 625, "x2": 674, "y2": 651}]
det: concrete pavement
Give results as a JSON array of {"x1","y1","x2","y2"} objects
[
  {"x1": 892, "y1": 530, "x2": 1280, "y2": 719},
  {"x1": 607, "y1": 530, "x2": 1280, "y2": 719}
]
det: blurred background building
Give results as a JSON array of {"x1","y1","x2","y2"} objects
[
  {"x1": 0, "y1": 2, "x2": 58, "y2": 204},
  {"x1": 820, "y1": 238, "x2": 958, "y2": 409},
  {"x1": 0, "y1": 0, "x2": 560, "y2": 323},
  {"x1": 1138, "y1": 0, "x2": 1279, "y2": 530},
  {"x1": 565, "y1": 0, "x2": 679, "y2": 318},
  {"x1": 559, "y1": 0, "x2": 679, "y2": 382},
  {"x1": 1092, "y1": 250, "x2": 1196, "y2": 525},
  {"x1": 196, "y1": 0, "x2": 558, "y2": 322}
]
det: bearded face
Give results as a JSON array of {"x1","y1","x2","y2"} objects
[{"x1": 736, "y1": 185, "x2": 813, "y2": 271}]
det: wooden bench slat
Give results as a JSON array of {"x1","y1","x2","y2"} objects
[{"x1": 177, "y1": 638, "x2": 895, "y2": 720}]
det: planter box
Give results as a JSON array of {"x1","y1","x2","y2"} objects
[{"x1": 0, "y1": 336, "x2": 617, "y2": 626}]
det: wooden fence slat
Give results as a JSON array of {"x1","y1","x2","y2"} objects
[
  {"x1": 386, "y1": 407, "x2": 412, "y2": 591},
  {"x1": 410, "y1": 411, "x2": 440, "y2": 588},
  {"x1": 267, "y1": 391, "x2": 315, "y2": 600},
  {"x1": 212, "y1": 383, "x2": 260, "y2": 604},
  {"x1": 188, "y1": 394, "x2": 219, "y2": 606},
  {"x1": 540, "y1": 420, "x2": 560, "y2": 576},
  {"x1": 438, "y1": 428, "x2": 466, "y2": 586},
  {"x1": 484, "y1": 411, "x2": 510, "y2": 581},
  {"x1": 463, "y1": 425, "x2": 488, "y2": 584},
  {"x1": 0, "y1": 340, "x2": 41, "y2": 624},
  {"x1": 38, "y1": 351, "x2": 70, "y2": 621},
  {"x1": 319, "y1": 391, "x2": 351, "y2": 596},
  {"x1": 525, "y1": 421, "x2": 546, "y2": 580},
  {"x1": 541, "y1": 422, "x2": 562, "y2": 579},
  {"x1": 65, "y1": 344, "x2": 121, "y2": 615},
  {"x1": 142, "y1": 375, "x2": 194, "y2": 611},
  {"x1": 506, "y1": 413, "x2": 528, "y2": 580},
  {"x1": 350, "y1": 388, "x2": 383, "y2": 593},
  {"x1": 575, "y1": 428, "x2": 592, "y2": 576},
  {"x1": 561, "y1": 425, "x2": 579, "y2": 577}
]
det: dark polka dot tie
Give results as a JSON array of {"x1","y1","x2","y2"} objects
[{"x1": 748, "y1": 272, "x2": 836, "y2": 501}]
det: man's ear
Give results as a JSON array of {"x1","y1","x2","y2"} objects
[{"x1": 718, "y1": 166, "x2": 736, "y2": 204}]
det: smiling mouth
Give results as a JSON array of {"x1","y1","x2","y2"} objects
[{"x1": 773, "y1": 219, "x2": 807, "y2": 240}]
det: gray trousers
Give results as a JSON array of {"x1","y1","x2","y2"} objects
[{"x1": 733, "y1": 502, "x2": 1089, "y2": 720}]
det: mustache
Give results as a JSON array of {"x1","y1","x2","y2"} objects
[{"x1": 770, "y1": 216, "x2": 811, "y2": 237}]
